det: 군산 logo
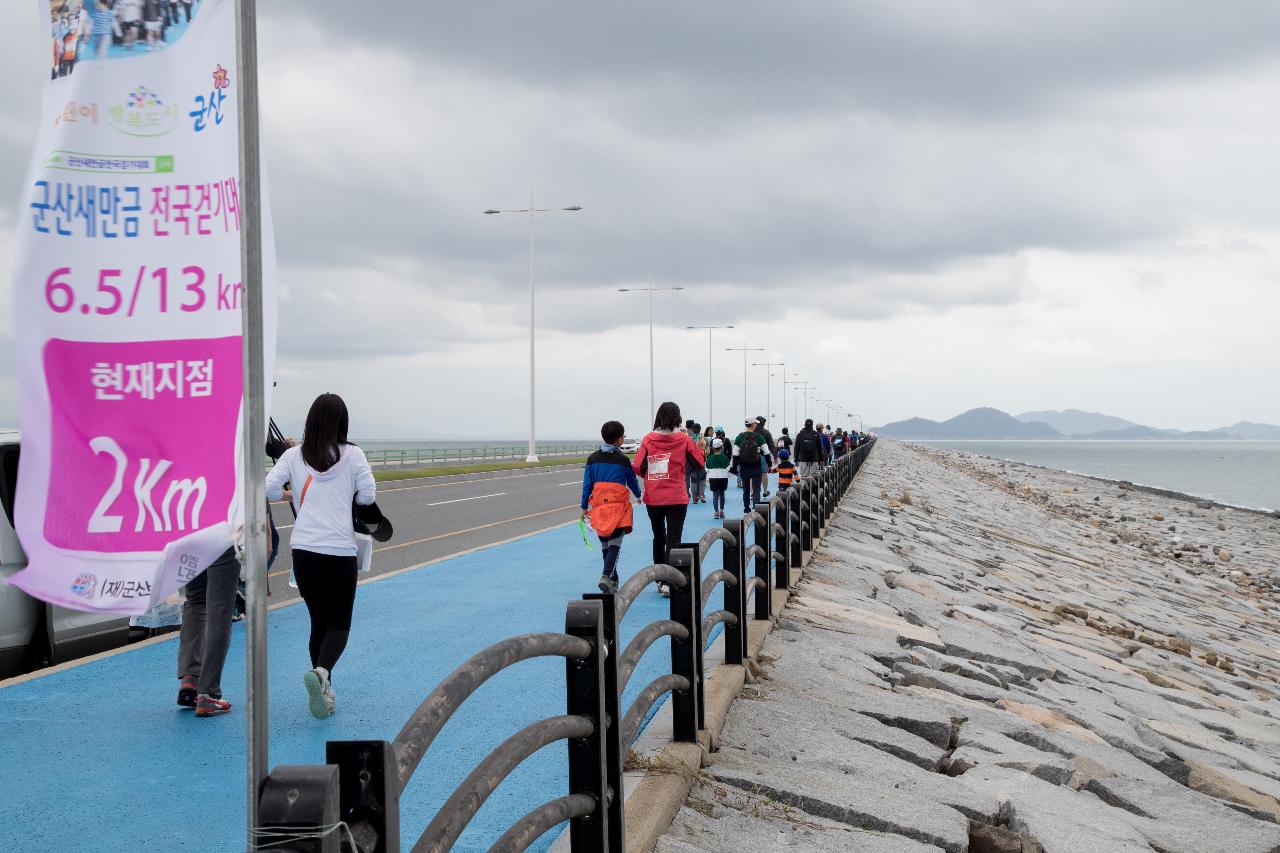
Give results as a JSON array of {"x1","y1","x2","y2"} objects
[{"x1": 70, "y1": 572, "x2": 98, "y2": 598}]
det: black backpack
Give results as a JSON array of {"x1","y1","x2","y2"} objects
[
  {"x1": 738, "y1": 434, "x2": 760, "y2": 466},
  {"x1": 796, "y1": 432, "x2": 817, "y2": 459}
]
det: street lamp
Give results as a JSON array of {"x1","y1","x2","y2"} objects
[
  {"x1": 484, "y1": 190, "x2": 583, "y2": 462},
  {"x1": 726, "y1": 339, "x2": 765, "y2": 424},
  {"x1": 618, "y1": 281, "x2": 684, "y2": 419},
  {"x1": 769, "y1": 368, "x2": 788, "y2": 433},
  {"x1": 752, "y1": 359, "x2": 784, "y2": 433},
  {"x1": 818, "y1": 396, "x2": 833, "y2": 426},
  {"x1": 687, "y1": 324, "x2": 734, "y2": 428},
  {"x1": 788, "y1": 376, "x2": 802, "y2": 432}
]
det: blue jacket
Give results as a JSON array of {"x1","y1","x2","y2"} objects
[{"x1": 581, "y1": 444, "x2": 642, "y2": 511}]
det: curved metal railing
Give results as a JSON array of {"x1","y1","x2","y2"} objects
[
  {"x1": 487, "y1": 794, "x2": 596, "y2": 853},
  {"x1": 392, "y1": 632, "x2": 592, "y2": 785},
  {"x1": 620, "y1": 673, "x2": 692, "y2": 745},
  {"x1": 619, "y1": 620, "x2": 688, "y2": 688},
  {"x1": 615, "y1": 563, "x2": 686, "y2": 621},
  {"x1": 697, "y1": 526, "x2": 735, "y2": 561},
  {"x1": 255, "y1": 440, "x2": 877, "y2": 853},
  {"x1": 415, "y1": 715, "x2": 595, "y2": 852}
]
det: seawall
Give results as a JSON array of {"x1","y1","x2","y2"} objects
[{"x1": 655, "y1": 440, "x2": 1280, "y2": 852}]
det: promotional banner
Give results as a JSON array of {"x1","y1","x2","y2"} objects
[{"x1": 6, "y1": 0, "x2": 275, "y2": 614}]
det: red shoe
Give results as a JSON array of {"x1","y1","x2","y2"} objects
[
  {"x1": 195, "y1": 694, "x2": 232, "y2": 716},
  {"x1": 177, "y1": 677, "x2": 198, "y2": 708}
]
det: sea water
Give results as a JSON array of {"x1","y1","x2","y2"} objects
[{"x1": 920, "y1": 440, "x2": 1280, "y2": 513}]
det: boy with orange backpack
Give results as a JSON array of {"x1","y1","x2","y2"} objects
[{"x1": 582, "y1": 420, "x2": 642, "y2": 592}]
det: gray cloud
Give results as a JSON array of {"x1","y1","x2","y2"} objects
[
  {"x1": 3, "y1": 2, "x2": 1280, "y2": 431},
  {"x1": 281, "y1": 2, "x2": 1280, "y2": 120}
]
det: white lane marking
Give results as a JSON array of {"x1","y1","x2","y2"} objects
[
  {"x1": 268, "y1": 465, "x2": 583, "y2": 505},
  {"x1": 425, "y1": 492, "x2": 506, "y2": 507},
  {"x1": 378, "y1": 468, "x2": 576, "y2": 494},
  {"x1": 276, "y1": 524, "x2": 293, "y2": 530},
  {"x1": 559, "y1": 481, "x2": 580, "y2": 486}
]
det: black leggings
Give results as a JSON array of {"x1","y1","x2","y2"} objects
[
  {"x1": 292, "y1": 549, "x2": 358, "y2": 677},
  {"x1": 647, "y1": 504, "x2": 688, "y2": 566}
]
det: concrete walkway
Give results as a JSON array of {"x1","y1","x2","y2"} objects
[{"x1": 0, "y1": 484, "x2": 740, "y2": 852}]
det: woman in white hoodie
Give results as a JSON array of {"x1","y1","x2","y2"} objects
[{"x1": 266, "y1": 393, "x2": 375, "y2": 718}]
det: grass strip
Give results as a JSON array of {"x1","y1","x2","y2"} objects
[{"x1": 373, "y1": 457, "x2": 589, "y2": 482}]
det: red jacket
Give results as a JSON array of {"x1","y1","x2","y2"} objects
[{"x1": 633, "y1": 431, "x2": 706, "y2": 506}]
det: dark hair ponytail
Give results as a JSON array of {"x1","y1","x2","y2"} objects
[
  {"x1": 653, "y1": 401, "x2": 682, "y2": 431},
  {"x1": 301, "y1": 392, "x2": 350, "y2": 472}
]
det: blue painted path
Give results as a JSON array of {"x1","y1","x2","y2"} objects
[{"x1": 0, "y1": 482, "x2": 750, "y2": 853}]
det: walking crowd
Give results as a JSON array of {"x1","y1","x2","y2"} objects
[
  {"x1": 172, "y1": 390, "x2": 865, "y2": 723},
  {"x1": 581, "y1": 401, "x2": 868, "y2": 598},
  {"x1": 50, "y1": 0, "x2": 201, "y2": 77}
]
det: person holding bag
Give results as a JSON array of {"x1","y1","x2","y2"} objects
[
  {"x1": 633, "y1": 402, "x2": 706, "y2": 595},
  {"x1": 266, "y1": 393, "x2": 375, "y2": 719}
]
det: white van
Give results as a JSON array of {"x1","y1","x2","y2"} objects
[{"x1": 0, "y1": 431, "x2": 131, "y2": 680}]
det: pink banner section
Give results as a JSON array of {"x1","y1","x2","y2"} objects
[
  {"x1": 42, "y1": 336, "x2": 242, "y2": 554},
  {"x1": 8, "y1": 0, "x2": 275, "y2": 614}
]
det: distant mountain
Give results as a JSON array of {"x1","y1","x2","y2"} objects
[
  {"x1": 873, "y1": 408, "x2": 1280, "y2": 440},
  {"x1": 1225, "y1": 421, "x2": 1280, "y2": 440},
  {"x1": 875, "y1": 407, "x2": 1062, "y2": 439},
  {"x1": 1059, "y1": 426, "x2": 1242, "y2": 440},
  {"x1": 1015, "y1": 409, "x2": 1143, "y2": 435},
  {"x1": 1068, "y1": 425, "x2": 1168, "y2": 440}
]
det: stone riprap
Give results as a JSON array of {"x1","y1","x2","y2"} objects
[{"x1": 655, "y1": 441, "x2": 1280, "y2": 853}]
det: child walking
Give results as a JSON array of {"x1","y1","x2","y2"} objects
[
  {"x1": 582, "y1": 420, "x2": 642, "y2": 593},
  {"x1": 775, "y1": 448, "x2": 799, "y2": 492},
  {"x1": 706, "y1": 437, "x2": 731, "y2": 518}
]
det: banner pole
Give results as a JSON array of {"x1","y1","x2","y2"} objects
[{"x1": 235, "y1": 0, "x2": 269, "y2": 843}]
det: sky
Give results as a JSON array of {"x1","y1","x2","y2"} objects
[{"x1": 2, "y1": 1, "x2": 1278, "y2": 438}]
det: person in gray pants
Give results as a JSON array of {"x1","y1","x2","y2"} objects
[{"x1": 176, "y1": 547, "x2": 241, "y2": 716}]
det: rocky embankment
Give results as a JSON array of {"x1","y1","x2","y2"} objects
[{"x1": 655, "y1": 440, "x2": 1280, "y2": 853}]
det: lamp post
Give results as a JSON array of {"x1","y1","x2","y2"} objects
[
  {"x1": 234, "y1": 0, "x2": 269, "y2": 837},
  {"x1": 752, "y1": 359, "x2": 783, "y2": 433},
  {"x1": 687, "y1": 324, "x2": 734, "y2": 428},
  {"x1": 618, "y1": 281, "x2": 684, "y2": 419},
  {"x1": 770, "y1": 368, "x2": 788, "y2": 433},
  {"x1": 725, "y1": 339, "x2": 765, "y2": 424},
  {"x1": 789, "y1": 377, "x2": 802, "y2": 432},
  {"x1": 484, "y1": 191, "x2": 582, "y2": 462}
]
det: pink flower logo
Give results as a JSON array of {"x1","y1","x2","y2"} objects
[{"x1": 212, "y1": 65, "x2": 230, "y2": 90}]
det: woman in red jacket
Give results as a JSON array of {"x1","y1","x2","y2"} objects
[{"x1": 633, "y1": 402, "x2": 706, "y2": 591}]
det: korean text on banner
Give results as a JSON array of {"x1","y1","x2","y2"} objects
[{"x1": 6, "y1": 0, "x2": 276, "y2": 614}]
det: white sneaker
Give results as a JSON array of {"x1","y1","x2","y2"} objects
[
  {"x1": 323, "y1": 680, "x2": 337, "y2": 716},
  {"x1": 304, "y1": 667, "x2": 335, "y2": 719}
]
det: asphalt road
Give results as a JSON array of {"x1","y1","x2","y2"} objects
[{"x1": 265, "y1": 463, "x2": 590, "y2": 602}]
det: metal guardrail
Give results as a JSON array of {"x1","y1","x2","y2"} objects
[
  {"x1": 262, "y1": 444, "x2": 599, "y2": 471},
  {"x1": 252, "y1": 439, "x2": 876, "y2": 852},
  {"x1": 362, "y1": 444, "x2": 598, "y2": 469}
]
